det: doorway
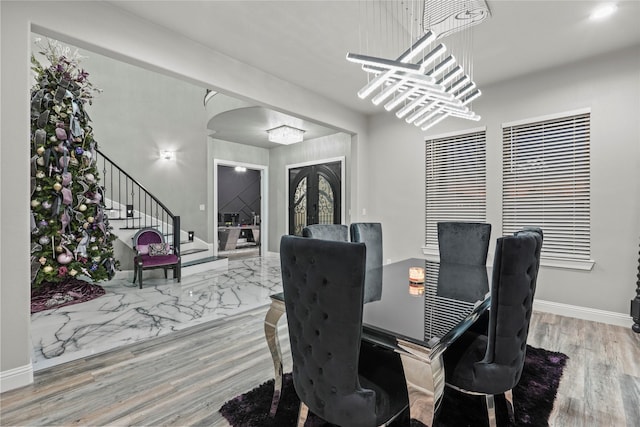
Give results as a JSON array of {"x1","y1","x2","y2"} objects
[
  {"x1": 288, "y1": 159, "x2": 343, "y2": 236},
  {"x1": 214, "y1": 160, "x2": 268, "y2": 260}
]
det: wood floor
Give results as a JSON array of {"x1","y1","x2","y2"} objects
[{"x1": 1, "y1": 307, "x2": 639, "y2": 426}]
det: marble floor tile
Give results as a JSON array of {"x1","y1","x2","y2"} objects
[{"x1": 31, "y1": 255, "x2": 283, "y2": 371}]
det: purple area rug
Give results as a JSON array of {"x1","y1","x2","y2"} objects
[
  {"x1": 220, "y1": 345, "x2": 568, "y2": 427},
  {"x1": 31, "y1": 278, "x2": 106, "y2": 314}
]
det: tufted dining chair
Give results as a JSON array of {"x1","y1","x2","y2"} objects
[
  {"x1": 442, "y1": 228, "x2": 543, "y2": 427},
  {"x1": 302, "y1": 224, "x2": 349, "y2": 241},
  {"x1": 350, "y1": 222, "x2": 383, "y2": 303},
  {"x1": 132, "y1": 227, "x2": 181, "y2": 289},
  {"x1": 437, "y1": 222, "x2": 492, "y2": 265},
  {"x1": 280, "y1": 235, "x2": 409, "y2": 427}
]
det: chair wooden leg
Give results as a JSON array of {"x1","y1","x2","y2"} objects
[
  {"x1": 297, "y1": 402, "x2": 309, "y2": 427},
  {"x1": 485, "y1": 395, "x2": 497, "y2": 427},
  {"x1": 505, "y1": 389, "x2": 515, "y2": 423},
  {"x1": 164, "y1": 268, "x2": 168, "y2": 279},
  {"x1": 138, "y1": 265, "x2": 143, "y2": 289}
]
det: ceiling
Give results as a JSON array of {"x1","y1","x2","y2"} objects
[{"x1": 107, "y1": 0, "x2": 640, "y2": 146}]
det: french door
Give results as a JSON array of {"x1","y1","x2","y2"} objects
[{"x1": 288, "y1": 161, "x2": 341, "y2": 236}]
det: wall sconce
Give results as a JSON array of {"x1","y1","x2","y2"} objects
[
  {"x1": 126, "y1": 204, "x2": 134, "y2": 218},
  {"x1": 188, "y1": 231, "x2": 194, "y2": 241},
  {"x1": 161, "y1": 150, "x2": 176, "y2": 161},
  {"x1": 267, "y1": 125, "x2": 305, "y2": 145}
]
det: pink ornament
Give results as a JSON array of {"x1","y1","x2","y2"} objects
[
  {"x1": 55, "y1": 128, "x2": 67, "y2": 140},
  {"x1": 57, "y1": 251, "x2": 73, "y2": 264}
]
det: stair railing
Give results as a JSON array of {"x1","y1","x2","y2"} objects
[{"x1": 95, "y1": 148, "x2": 180, "y2": 255}]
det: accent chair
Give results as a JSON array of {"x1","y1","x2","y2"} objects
[
  {"x1": 437, "y1": 221, "x2": 492, "y2": 265},
  {"x1": 132, "y1": 227, "x2": 181, "y2": 289},
  {"x1": 350, "y1": 222, "x2": 383, "y2": 303},
  {"x1": 442, "y1": 228, "x2": 543, "y2": 427},
  {"x1": 279, "y1": 235, "x2": 409, "y2": 427},
  {"x1": 302, "y1": 223, "x2": 349, "y2": 241}
]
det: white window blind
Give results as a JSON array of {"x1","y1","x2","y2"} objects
[
  {"x1": 502, "y1": 111, "x2": 591, "y2": 262},
  {"x1": 425, "y1": 130, "x2": 487, "y2": 247}
]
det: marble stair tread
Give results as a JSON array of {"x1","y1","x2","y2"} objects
[
  {"x1": 181, "y1": 248, "x2": 209, "y2": 256},
  {"x1": 182, "y1": 256, "x2": 226, "y2": 267}
]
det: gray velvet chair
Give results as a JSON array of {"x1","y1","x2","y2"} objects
[
  {"x1": 280, "y1": 235, "x2": 409, "y2": 427},
  {"x1": 442, "y1": 228, "x2": 543, "y2": 427},
  {"x1": 437, "y1": 221, "x2": 492, "y2": 265},
  {"x1": 350, "y1": 222, "x2": 383, "y2": 303},
  {"x1": 302, "y1": 223, "x2": 349, "y2": 241}
]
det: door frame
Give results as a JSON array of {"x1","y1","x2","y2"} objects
[
  {"x1": 213, "y1": 159, "x2": 268, "y2": 257},
  {"x1": 285, "y1": 156, "x2": 345, "y2": 235}
]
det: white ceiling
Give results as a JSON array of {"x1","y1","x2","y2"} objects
[{"x1": 107, "y1": 0, "x2": 640, "y2": 145}]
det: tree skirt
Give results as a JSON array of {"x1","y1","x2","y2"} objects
[{"x1": 31, "y1": 278, "x2": 106, "y2": 313}]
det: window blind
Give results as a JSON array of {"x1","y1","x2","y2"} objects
[
  {"x1": 502, "y1": 112, "x2": 591, "y2": 261},
  {"x1": 425, "y1": 130, "x2": 487, "y2": 247}
]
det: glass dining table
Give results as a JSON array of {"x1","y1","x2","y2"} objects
[{"x1": 264, "y1": 258, "x2": 491, "y2": 426}]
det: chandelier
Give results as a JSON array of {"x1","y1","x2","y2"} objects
[
  {"x1": 347, "y1": 0, "x2": 490, "y2": 131},
  {"x1": 267, "y1": 125, "x2": 306, "y2": 145}
]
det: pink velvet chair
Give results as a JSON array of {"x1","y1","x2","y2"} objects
[{"x1": 132, "y1": 227, "x2": 181, "y2": 289}]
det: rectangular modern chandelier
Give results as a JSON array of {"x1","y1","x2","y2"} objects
[{"x1": 347, "y1": 0, "x2": 490, "y2": 131}]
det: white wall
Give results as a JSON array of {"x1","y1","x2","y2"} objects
[
  {"x1": 0, "y1": 0, "x2": 367, "y2": 391},
  {"x1": 365, "y1": 45, "x2": 640, "y2": 317},
  {"x1": 74, "y1": 47, "x2": 211, "y2": 240}
]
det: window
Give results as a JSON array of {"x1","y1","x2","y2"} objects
[
  {"x1": 425, "y1": 128, "x2": 487, "y2": 249},
  {"x1": 502, "y1": 109, "x2": 592, "y2": 269}
]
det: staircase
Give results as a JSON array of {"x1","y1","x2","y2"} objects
[{"x1": 95, "y1": 149, "x2": 227, "y2": 280}]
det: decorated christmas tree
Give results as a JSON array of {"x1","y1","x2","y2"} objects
[{"x1": 30, "y1": 38, "x2": 117, "y2": 289}]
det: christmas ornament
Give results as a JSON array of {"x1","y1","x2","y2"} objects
[
  {"x1": 36, "y1": 171, "x2": 45, "y2": 179},
  {"x1": 79, "y1": 204, "x2": 87, "y2": 212},
  {"x1": 56, "y1": 246, "x2": 73, "y2": 264},
  {"x1": 38, "y1": 235, "x2": 50, "y2": 245},
  {"x1": 31, "y1": 200, "x2": 41, "y2": 208},
  {"x1": 43, "y1": 266, "x2": 53, "y2": 273},
  {"x1": 42, "y1": 201, "x2": 52, "y2": 209},
  {"x1": 36, "y1": 146, "x2": 45, "y2": 155},
  {"x1": 53, "y1": 182, "x2": 62, "y2": 191}
]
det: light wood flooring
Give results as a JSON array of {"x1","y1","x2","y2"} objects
[{"x1": 1, "y1": 307, "x2": 639, "y2": 426}]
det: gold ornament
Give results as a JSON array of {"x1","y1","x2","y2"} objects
[
  {"x1": 55, "y1": 245, "x2": 63, "y2": 253},
  {"x1": 69, "y1": 269, "x2": 78, "y2": 277},
  {"x1": 53, "y1": 182, "x2": 62, "y2": 191},
  {"x1": 79, "y1": 204, "x2": 87, "y2": 212},
  {"x1": 83, "y1": 222, "x2": 90, "y2": 229},
  {"x1": 43, "y1": 265, "x2": 53, "y2": 273},
  {"x1": 87, "y1": 216, "x2": 94, "y2": 223},
  {"x1": 38, "y1": 257, "x2": 47, "y2": 265},
  {"x1": 36, "y1": 146, "x2": 45, "y2": 155},
  {"x1": 31, "y1": 200, "x2": 40, "y2": 208}
]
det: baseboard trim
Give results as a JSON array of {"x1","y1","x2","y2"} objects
[
  {"x1": 534, "y1": 299, "x2": 633, "y2": 328},
  {"x1": 0, "y1": 363, "x2": 34, "y2": 393}
]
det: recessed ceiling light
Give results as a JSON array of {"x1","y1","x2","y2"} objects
[{"x1": 590, "y1": 3, "x2": 618, "y2": 20}]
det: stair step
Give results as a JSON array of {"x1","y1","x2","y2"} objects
[
  {"x1": 182, "y1": 256, "x2": 227, "y2": 268},
  {"x1": 181, "y1": 248, "x2": 209, "y2": 256}
]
